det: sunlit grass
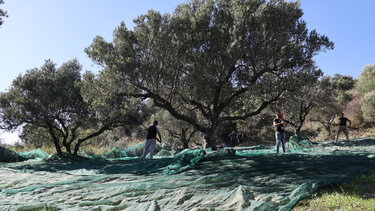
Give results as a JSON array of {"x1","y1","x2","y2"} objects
[{"x1": 294, "y1": 169, "x2": 375, "y2": 210}]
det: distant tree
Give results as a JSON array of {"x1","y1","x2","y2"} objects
[
  {"x1": 308, "y1": 74, "x2": 355, "y2": 138},
  {"x1": 356, "y1": 64, "x2": 375, "y2": 94},
  {"x1": 0, "y1": 59, "x2": 147, "y2": 155},
  {"x1": 356, "y1": 64, "x2": 375, "y2": 123},
  {"x1": 331, "y1": 74, "x2": 356, "y2": 91},
  {"x1": 0, "y1": 0, "x2": 8, "y2": 26},
  {"x1": 361, "y1": 91, "x2": 375, "y2": 123},
  {"x1": 281, "y1": 72, "x2": 335, "y2": 137},
  {"x1": 86, "y1": 0, "x2": 333, "y2": 148}
]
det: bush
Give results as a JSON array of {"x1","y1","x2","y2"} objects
[{"x1": 362, "y1": 91, "x2": 375, "y2": 123}]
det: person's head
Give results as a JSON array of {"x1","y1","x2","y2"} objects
[
  {"x1": 339, "y1": 112, "x2": 344, "y2": 117},
  {"x1": 153, "y1": 120, "x2": 158, "y2": 126},
  {"x1": 232, "y1": 130, "x2": 235, "y2": 133},
  {"x1": 276, "y1": 112, "x2": 282, "y2": 118}
]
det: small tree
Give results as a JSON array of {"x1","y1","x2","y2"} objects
[
  {"x1": 308, "y1": 74, "x2": 355, "y2": 138},
  {"x1": 356, "y1": 64, "x2": 375, "y2": 94},
  {"x1": 282, "y1": 73, "x2": 335, "y2": 137},
  {"x1": 356, "y1": 64, "x2": 375, "y2": 123},
  {"x1": 361, "y1": 91, "x2": 375, "y2": 123},
  {"x1": 0, "y1": 59, "x2": 147, "y2": 155}
]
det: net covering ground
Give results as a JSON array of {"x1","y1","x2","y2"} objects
[{"x1": 1, "y1": 137, "x2": 375, "y2": 210}]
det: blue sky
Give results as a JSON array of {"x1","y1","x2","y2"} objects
[
  {"x1": 1, "y1": 0, "x2": 375, "y2": 93},
  {"x1": 0, "y1": 0, "x2": 375, "y2": 144}
]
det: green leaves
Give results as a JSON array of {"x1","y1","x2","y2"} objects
[
  {"x1": 86, "y1": 0, "x2": 333, "y2": 147},
  {"x1": 357, "y1": 64, "x2": 375, "y2": 94}
]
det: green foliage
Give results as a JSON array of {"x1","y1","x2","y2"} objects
[
  {"x1": 81, "y1": 70, "x2": 150, "y2": 132},
  {"x1": 0, "y1": 59, "x2": 147, "y2": 155},
  {"x1": 0, "y1": 0, "x2": 7, "y2": 26},
  {"x1": 281, "y1": 75, "x2": 335, "y2": 136},
  {"x1": 331, "y1": 73, "x2": 355, "y2": 91},
  {"x1": 0, "y1": 59, "x2": 89, "y2": 154},
  {"x1": 152, "y1": 109, "x2": 200, "y2": 150},
  {"x1": 86, "y1": 0, "x2": 333, "y2": 148},
  {"x1": 356, "y1": 64, "x2": 375, "y2": 94},
  {"x1": 361, "y1": 90, "x2": 375, "y2": 122},
  {"x1": 308, "y1": 74, "x2": 355, "y2": 139}
]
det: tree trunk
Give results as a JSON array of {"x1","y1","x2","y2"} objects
[
  {"x1": 73, "y1": 139, "x2": 84, "y2": 156},
  {"x1": 63, "y1": 142, "x2": 72, "y2": 154},
  {"x1": 47, "y1": 124, "x2": 63, "y2": 155},
  {"x1": 53, "y1": 139, "x2": 63, "y2": 155},
  {"x1": 294, "y1": 125, "x2": 302, "y2": 138},
  {"x1": 73, "y1": 125, "x2": 109, "y2": 155},
  {"x1": 203, "y1": 129, "x2": 217, "y2": 150}
]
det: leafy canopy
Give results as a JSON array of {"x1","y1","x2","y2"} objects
[{"x1": 86, "y1": 0, "x2": 333, "y2": 147}]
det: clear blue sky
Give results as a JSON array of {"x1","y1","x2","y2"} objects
[
  {"x1": 1, "y1": 0, "x2": 375, "y2": 93},
  {"x1": 0, "y1": 0, "x2": 375, "y2": 143}
]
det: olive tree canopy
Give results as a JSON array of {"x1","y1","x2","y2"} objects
[
  {"x1": 0, "y1": 60, "x2": 147, "y2": 155},
  {"x1": 86, "y1": 0, "x2": 333, "y2": 148}
]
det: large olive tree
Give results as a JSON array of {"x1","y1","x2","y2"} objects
[{"x1": 86, "y1": 0, "x2": 333, "y2": 148}]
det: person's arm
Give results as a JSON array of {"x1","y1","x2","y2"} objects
[
  {"x1": 348, "y1": 119, "x2": 352, "y2": 127},
  {"x1": 157, "y1": 128, "x2": 162, "y2": 143},
  {"x1": 158, "y1": 131, "x2": 162, "y2": 143}
]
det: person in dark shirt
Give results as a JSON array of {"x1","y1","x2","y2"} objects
[
  {"x1": 227, "y1": 130, "x2": 237, "y2": 147},
  {"x1": 141, "y1": 120, "x2": 162, "y2": 161},
  {"x1": 335, "y1": 112, "x2": 351, "y2": 142},
  {"x1": 273, "y1": 112, "x2": 286, "y2": 154}
]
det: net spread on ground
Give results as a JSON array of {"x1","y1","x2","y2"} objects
[{"x1": 1, "y1": 137, "x2": 375, "y2": 210}]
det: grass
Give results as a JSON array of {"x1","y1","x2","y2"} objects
[
  {"x1": 2, "y1": 138, "x2": 145, "y2": 156},
  {"x1": 293, "y1": 169, "x2": 375, "y2": 210}
]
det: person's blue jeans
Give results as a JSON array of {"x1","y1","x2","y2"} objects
[
  {"x1": 275, "y1": 132, "x2": 286, "y2": 153},
  {"x1": 142, "y1": 139, "x2": 156, "y2": 160}
]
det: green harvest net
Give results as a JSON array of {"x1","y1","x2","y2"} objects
[
  {"x1": 18, "y1": 149, "x2": 50, "y2": 160},
  {"x1": 1, "y1": 137, "x2": 375, "y2": 210}
]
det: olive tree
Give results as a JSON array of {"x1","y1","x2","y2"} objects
[
  {"x1": 357, "y1": 64, "x2": 375, "y2": 122},
  {"x1": 0, "y1": 59, "x2": 147, "y2": 155},
  {"x1": 308, "y1": 74, "x2": 355, "y2": 138},
  {"x1": 281, "y1": 72, "x2": 336, "y2": 137},
  {"x1": 86, "y1": 0, "x2": 333, "y2": 148}
]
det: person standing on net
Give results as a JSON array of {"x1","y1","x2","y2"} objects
[
  {"x1": 273, "y1": 112, "x2": 286, "y2": 154},
  {"x1": 335, "y1": 112, "x2": 351, "y2": 142},
  {"x1": 141, "y1": 121, "x2": 162, "y2": 161},
  {"x1": 228, "y1": 130, "x2": 237, "y2": 147}
]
